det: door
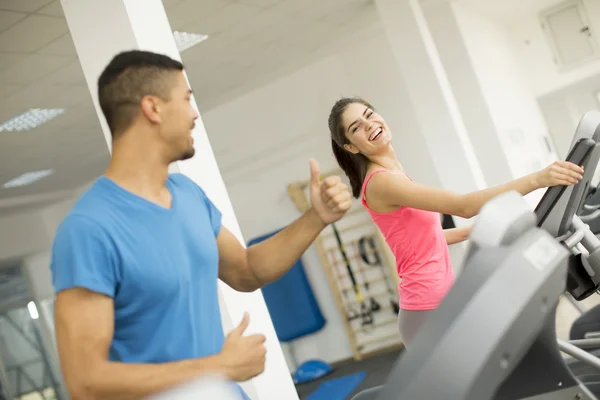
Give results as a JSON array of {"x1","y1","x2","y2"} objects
[{"x1": 541, "y1": 0, "x2": 600, "y2": 69}]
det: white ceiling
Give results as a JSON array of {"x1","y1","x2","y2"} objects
[{"x1": 0, "y1": 0, "x2": 378, "y2": 217}]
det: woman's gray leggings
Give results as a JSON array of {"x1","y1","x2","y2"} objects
[
  {"x1": 397, "y1": 308, "x2": 433, "y2": 348},
  {"x1": 350, "y1": 309, "x2": 435, "y2": 400}
]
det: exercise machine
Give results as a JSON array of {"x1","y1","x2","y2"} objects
[
  {"x1": 146, "y1": 375, "x2": 242, "y2": 399},
  {"x1": 350, "y1": 111, "x2": 600, "y2": 400}
]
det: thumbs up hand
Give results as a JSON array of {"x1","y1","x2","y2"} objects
[
  {"x1": 219, "y1": 312, "x2": 267, "y2": 382},
  {"x1": 308, "y1": 159, "x2": 352, "y2": 226}
]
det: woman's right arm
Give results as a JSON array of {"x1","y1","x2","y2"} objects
[{"x1": 366, "y1": 161, "x2": 584, "y2": 219}]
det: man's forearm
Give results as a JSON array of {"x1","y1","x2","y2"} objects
[
  {"x1": 80, "y1": 355, "x2": 226, "y2": 400},
  {"x1": 246, "y1": 208, "x2": 324, "y2": 286}
]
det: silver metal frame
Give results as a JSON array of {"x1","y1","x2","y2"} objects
[
  {"x1": 559, "y1": 339, "x2": 600, "y2": 370},
  {"x1": 0, "y1": 308, "x2": 65, "y2": 399},
  {"x1": 568, "y1": 338, "x2": 600, "y2": 349},
  {"x1": 563, "y1": 291, "x2": 588, "y2": 314},
  {"x1": 0, "y1": 355, "x2": 13, "y2": 400}
]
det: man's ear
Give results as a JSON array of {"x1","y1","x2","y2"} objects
[
  {"x1": 140, "y1": 95, "x2": 161, "y2": 124},
  {"x1": 344, "y1": 143, "x2": 360, "y2": 154}
]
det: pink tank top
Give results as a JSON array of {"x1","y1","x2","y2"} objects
[{"x1": 361, "y1": 170, "x2": 455, "y2": 310}]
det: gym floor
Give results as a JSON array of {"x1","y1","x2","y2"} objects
[{"x1": 295, "y1": 349, "x2": 402, "y2": 399}]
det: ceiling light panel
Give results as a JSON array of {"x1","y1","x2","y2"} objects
[
  {"x1": 2, "y1": 169, "x2": 54, "y2": 188},
  {"x1": 0, "y1": 108, "x2": 65, "y2": 132},
  {"x1": 174, "y1": 31, "x2": 209, "y2": 52}
]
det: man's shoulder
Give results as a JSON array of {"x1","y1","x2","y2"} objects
[
  {"x1": 56, "y1": 179, "x2": 114, "y2": 236},
  {"x1": 54, "y1": 211, "x2": 107, "y2": 247}
]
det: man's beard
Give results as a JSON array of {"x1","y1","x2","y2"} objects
[
  {"x1": 181, "y1": 146, "x2": 196, "y2": 161},
  {"x1": 170, "y1": 146, "x2": 195, "y2": 163},
  {"x1": 179, "y1": 146, "x2": 195, "y2": 161}
]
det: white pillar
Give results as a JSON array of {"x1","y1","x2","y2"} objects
[
  {"x1": 375, "y1": 0, "x2": 486, "y2": 204},
  {"x1": 59, "y1": 1, "x2": 295, "y2": 399},
  {"x1": 420, "y1": 0, "x2": 514, "y2": 187}
]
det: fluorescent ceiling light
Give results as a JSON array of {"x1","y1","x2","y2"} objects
[
  {"x1": 174, "y1": 31, "x2": 209, "y2": 52},
  {"x1": 2, "y1": 169, "x2": 53, "y2": 189},
  {"x1": 28, "y1": 301, "x2": 39, "y2": 320},
  {"x1": 0, "y1": 108, "x2": 65, "y2": 132}
]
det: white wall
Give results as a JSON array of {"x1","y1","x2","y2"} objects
[
  {"x1": 40, "y1": 190, "x2": 83, "y2": 242},
  {"x1": 502, "y1": 0, "x2": 600, "y2": 160},
  {"x1": 538, "y1": 94, "x2": 581, "y2": 159},
  {"x1": 539, "y1": 74, "x2": 600, "y2": 159},
  {"x1": 422, "y1": 1, "x2": 514, "y2": 188},
  {"x1": 452, "y1": 2, "x2": 558, "y2": 206},
  {"x1": 0, "y1": 211, "x2": 50, "y2": 262},
  {"x1": 509, "y1": 0, "x2": 600, "y2": 97},
  {"x1": 0, "y1": 185, "x2": 86, "y2": 266}
]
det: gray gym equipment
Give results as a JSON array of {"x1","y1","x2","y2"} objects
[
  {"x1": 539, "y1": 111, "x2": 600, "y2": 303},
  {"x1": 350, "y1": 110, "x2": 600, "y2": 400},
  {"x1": 145, "y1": 375, "x2": 242, "y2": 400}
]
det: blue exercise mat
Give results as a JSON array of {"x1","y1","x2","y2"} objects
[
  {"x1": 306, "y1": 372, "x2": 367, "y2": 400},
  {"x1": 247, "y1": 229, "x2": 325, "y2": 342}
]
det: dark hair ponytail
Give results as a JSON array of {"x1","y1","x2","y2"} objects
[
  {"x1": 331, "y1": 139, "x2": 369, "y2": 198},
  {"x1": 328, "y1": 97, "x2": 374, "y2": 199}
]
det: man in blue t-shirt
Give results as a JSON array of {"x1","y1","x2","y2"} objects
[{"x1": 50, "y1": 50, "x2": 352, "y2": 400}]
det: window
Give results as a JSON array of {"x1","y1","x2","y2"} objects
[{"x1": 540, "y1": 0, "x2": 600, "y2": 70}]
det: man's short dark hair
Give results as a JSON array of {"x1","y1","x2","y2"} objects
[{"x1": 97, "y1": 50, "x2": 184, "y2": 138}]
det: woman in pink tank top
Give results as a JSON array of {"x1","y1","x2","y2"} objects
[{"x1": 327, "y1": 97, "x2": 584, "y2": 348}]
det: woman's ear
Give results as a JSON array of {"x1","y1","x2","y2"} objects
[{"x1": 344, "y1": 143, "x2": 360, "y2": 154}]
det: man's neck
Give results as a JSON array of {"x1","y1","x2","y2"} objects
[{"x1": 104, "y1": 135, "x2": 171, "y2": 201}]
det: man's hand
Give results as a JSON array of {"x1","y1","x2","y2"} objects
[
  {"x1": 308, "y1": 159, "x2": 352, "y2": 225},
  {"x1": 218, "y1": 160, "x2": 351, "y2": 292},
  {"x1": 219, "y1": 312, "x2": 267, "y2": 382}
]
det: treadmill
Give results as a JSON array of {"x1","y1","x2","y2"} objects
[{"x1": 350, "y1": 110, "x2": 600, "y2": 400}]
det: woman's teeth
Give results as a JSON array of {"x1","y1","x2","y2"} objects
[{"x1": 370, "y1": 128, "x2": 382, "y2": 141}]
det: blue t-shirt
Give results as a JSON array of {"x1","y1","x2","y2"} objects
[{"x1": 50, "y1": 173, "x2": 247, "y2": 399}]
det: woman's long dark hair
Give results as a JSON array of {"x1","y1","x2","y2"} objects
[{"x1": 329, "y1": 97, "x2": 374, "y2": 199}]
